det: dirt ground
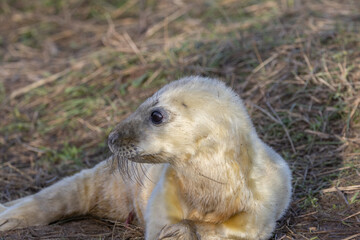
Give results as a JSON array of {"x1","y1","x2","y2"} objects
[{"x1": 0, "y1": 0, "x2": 359, "y2": 239}]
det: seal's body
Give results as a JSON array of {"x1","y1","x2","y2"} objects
[{"x1": 0, "y1": 77, "x2": 292, "y2": 240}]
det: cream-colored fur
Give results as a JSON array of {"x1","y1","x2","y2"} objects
[{"x1": 0, "y1": 76, "x2": 292, "y2": 240}]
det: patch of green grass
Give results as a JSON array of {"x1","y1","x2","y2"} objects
[
  {"x1": 57, "y1": 143, "x2": 83, "y2": 165},
  {"x1": 132, "y1": 73, "x2": 149, "y2": 88},
  {"x1": 0, "y1": 82, "x2": 5, "y2": 103},
  {"x1": 119, "y1": 82, "x2": 130, "y2": 96},
  {"x1": 0, "y1": 108, "x2": 31, "y2": 134},
  {"x1": 65, "y1": 85, "x2": 96, "y2": 98},
  {"x1": 18, "y1": 22, "x2": 58, "y2": 48},
  {"x1": 1, "y1": 122, "x2": 31, "y2": 133},
  {"x1": 23, "y1": 87, "x2": 50, "y2": 102},
  {"x1": 349, "y1": 191, "x2": 359, "y2": 204},
  {"x1": 42, "y1": 0, "x2": 65, "y2": 10},
  {"x1": 41, "y1": 143, "x2": 84, "y2": 166},
  {"x1": 301, "y1": 194, "x2": 319, "y2": 209},
  {"x1": 19, "y1": 28, "x2": 39, "y2": 48},
  {"x1": 60, "y1": 98, "x2": 105, "y2": 118}
]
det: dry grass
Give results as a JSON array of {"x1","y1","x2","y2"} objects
[{"x1": 0, "y1": 0, "x2": 359, "y2": 239}]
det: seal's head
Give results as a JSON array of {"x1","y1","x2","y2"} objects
[{"x1": 108, "y1": 76, "x2": 255, "y2": 169}]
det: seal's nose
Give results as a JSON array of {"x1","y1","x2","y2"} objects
[{"x1": 108, "y1": 131, "x2": 119, "y2": 146}]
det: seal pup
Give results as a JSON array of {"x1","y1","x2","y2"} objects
[{"x1": 0, "y1": 76, "x2": 292, "y2": 240}]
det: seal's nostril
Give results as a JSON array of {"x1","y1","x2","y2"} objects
[{"x1": 108, "y1": 132, "x2": 119, "y2": 145}]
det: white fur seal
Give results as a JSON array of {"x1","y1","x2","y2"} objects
[{"x1": 0, "y1": 76, "x2": 292, "y2": 240}]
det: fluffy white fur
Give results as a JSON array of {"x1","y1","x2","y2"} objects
[{"x1": 0, "y1": 76, "x2": 292, "y2": 239}]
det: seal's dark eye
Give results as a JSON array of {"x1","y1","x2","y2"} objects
[{"x1": 151, "y1": 111, "x2": 163, "y2": 124}]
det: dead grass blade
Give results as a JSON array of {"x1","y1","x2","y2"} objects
[
  {"x1": 9, "y1": 61, "x2": 85, "y2": 100},
  {"x1": 321, "y1": 185, "x2": 360, "y2": 193}
]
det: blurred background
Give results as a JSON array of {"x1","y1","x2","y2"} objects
[{"x1": 0, "y1": 0, "x2": 359, "y2": 239}]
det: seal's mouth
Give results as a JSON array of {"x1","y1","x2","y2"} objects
[{"x1": 110, "y1": 144, "x2": 140, "y2": 158}]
